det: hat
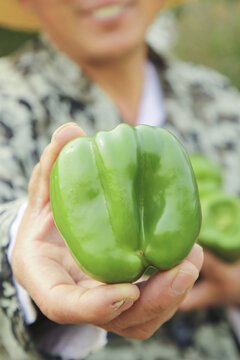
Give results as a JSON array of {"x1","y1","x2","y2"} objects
[
  {"x1": 0, "y1": 0, "x2": 39, "y2": 31},
  {"x1": 0, "y1": 0, "x2": 187, "y2": 31}
]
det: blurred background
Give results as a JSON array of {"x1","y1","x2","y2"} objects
[
  {"x1": 1, "y1": 0, "x2": 239, "y2": 89},
  {"x1": 173, "y1": 0, "x2": 240, "y2": 90}
]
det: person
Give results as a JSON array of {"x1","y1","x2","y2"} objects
[{"x1": 0, "y1": 1, "x2": 239, "y2": 360}]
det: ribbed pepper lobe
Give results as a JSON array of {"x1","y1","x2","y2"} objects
[{"x1": 50, "y1": 124, "x2": 201, "y2": 283}]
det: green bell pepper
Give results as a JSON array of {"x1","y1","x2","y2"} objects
[
  {"x1": 199, "y1": 192, "x2": 240, "y2": 262},
  {"x1": 50, "y1": 124, "x2": 201, "y2": 283},
  {"x1": 190, "y1": 154, "x2": 223, "y2": 197},
  {"x1": 190, "y1": 154, "x2": 240, "y2": 263}
]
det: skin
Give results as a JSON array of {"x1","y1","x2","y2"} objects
[
  {"x1": 181, "y1": 251, "x2": 240, "y2": 311},
  {"x1": 11, "y1": 0, "x2": 204, "y2": 339}
]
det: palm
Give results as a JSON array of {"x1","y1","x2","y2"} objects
[{"x1": 30, "y1": 206, "x2": 103, "y2": 294}]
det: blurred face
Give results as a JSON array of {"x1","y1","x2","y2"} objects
[{"x1": 23, "y1": 0, "x2": 166, "y2": 63}]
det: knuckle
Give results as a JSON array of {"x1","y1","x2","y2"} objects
[
  {"x1": 129, "y1": 327, "x2": 152, "y2": 340},
  {"x1": 145, "y1": 300, "x2": 165, "y2": 317}
]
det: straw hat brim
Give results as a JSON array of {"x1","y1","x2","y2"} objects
[
  {"x1": 0, "y1": 0, "x2": 39, "y2": 31},
  {"x1": 0, "y1": 0, "x2": 187, "y2": 32}
]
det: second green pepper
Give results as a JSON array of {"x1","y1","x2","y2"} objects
[
  {"x1": 199, "y1": 192, "x2": 240, "y2": 262},
  {"x1": 190, "y1": 154, "x2": 240, "y2": 263}
]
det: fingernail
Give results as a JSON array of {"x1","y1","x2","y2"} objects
[
  {"x1": 171, "y1": 262, "x2": 199, "y2": 295},
  {"x1": 52, "y1": 122, "x2": 79, "y2": 143},
  {"x1": 110, "y1": 298, "x2": 135, "y2": 311},
  {"x1": 110, "y1": 299, "x2": 126, "y2": 310}
]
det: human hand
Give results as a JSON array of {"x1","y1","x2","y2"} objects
[
  {"x1": 180, "y1": 250, "x2": 240, "y2": 311},
  {"x1": 12, "y1": 122, "x2": 203, "y2": 340}
]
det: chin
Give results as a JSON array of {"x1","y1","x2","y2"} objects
[{"x1": 77, "y1": 29, "x2": 145, "y2": 64}]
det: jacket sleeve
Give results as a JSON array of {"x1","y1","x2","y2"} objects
[{"x1": 0, "y1": 95, "x2": 52, "y2": 360}]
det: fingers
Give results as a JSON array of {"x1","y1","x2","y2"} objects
[
  {"x1": 200, "y1": 250, "x2": 227, "y2": 278},
  {"x1": 104, "y1": 244, "x2": 203, "y2": 336},
  {"x1": 179, "y1": 282, "x2": 217, "y2": 311},
  {"x1": 180, "y1": 250, "x2": 240, "y2": 310},
  {"x1": 14, "y1": 230, "x2": 140, "y2": 326},
  {"x1": 32, "y1": 274, "x2": 140, "y2": 325},
  {"x1": 50, "y1": 283, "x2": 140, "y2": 325},
  {"x1": 18, "y1": 244, "x2": 202, "y2": 330},
  {"x1": 28, "y1": 123, "x2": 85, "y2": 208},
  {"x1": 116, "y1": 308, "x2": 177, "y2": 340},
  {"x1": 180, "y1": 250, "x2": 230, "y2": 311},
  {"x1": 15, "y1": 238, "x2": 140, "y2": 325}
]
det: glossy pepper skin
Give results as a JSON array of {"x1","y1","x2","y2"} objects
[
  {"x1": 50, "y1": 124, "x2": 201, "y2": 284},
  {"x1": 190, "y1": 154, "x2": 240, "y2": 263}
]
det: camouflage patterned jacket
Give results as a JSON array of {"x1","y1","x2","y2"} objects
[{"x1": 0, "y1": 37, "x2": 240, "y2": 360}]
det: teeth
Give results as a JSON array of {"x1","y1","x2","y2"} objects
[{"x1": 92, "y1": 4, "x2": 125, "y2": 19}]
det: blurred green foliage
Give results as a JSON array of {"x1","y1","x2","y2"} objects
[
  {"x1": 0, "y1": 27, "x2": 38, "y2": 57},
  {"x1": 173, "y1": 0, "x2": 240, "y2": 89}
]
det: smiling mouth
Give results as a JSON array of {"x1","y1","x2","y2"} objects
[
  {"x1": 91, "y1": 4, "x2": 126, "y2": 19},
  {"x1": 76, "y1": 1, "x2": 135, "y2": 21}
]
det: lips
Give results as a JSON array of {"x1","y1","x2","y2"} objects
[
  {"x1": 74, "y1": 0, "x2": 136, "y2": 24},
  {"x1": 75, "y1": 0, "x2": 134, "y2": 13},
  {"x1": 90, "y1": 4, "x2": 126, "y2": 19}
]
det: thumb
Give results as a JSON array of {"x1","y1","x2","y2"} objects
[
  {"x1": 41, "y1": 122, "x2": 85, "y2": 191},
  {"x1": 29, "y1": 122, "x2": 85, "y2": 207}
]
